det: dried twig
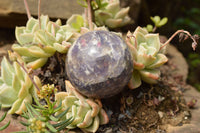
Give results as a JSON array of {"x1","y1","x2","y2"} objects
[
  {"x1": 23, "y1": 0, "x2": 31, "y2": 19},
  {"x1": 160, "y1": 30, "x2": 198, "y2": 51}
]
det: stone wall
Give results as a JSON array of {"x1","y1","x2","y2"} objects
[{"x1": 0, "y1": 0, "x2": 83, "y2": 28}]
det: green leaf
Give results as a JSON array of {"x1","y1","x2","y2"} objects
[
  {"x1": 151, "y1": 16, "x2": 161, "y2": 26},
  {"x1": 26, "y1": 17, "x2": 38, "y2": 31},
  {"x1": 157, "y1": 17, "x2": 168, "y2": 27},
  {"x1": 0, "y1": 121, "x2": 10, "y2": 131},
  {"x1": 20, "y1": 121, "x2": 30, "y2": 127},
  {"x1": 49, "y1": 115, "x2": 59, "y2": 122},
  {"x1": 52, "y1": 117, "x2": 72, "y2": 128},
  {"x1": 53, "y1": 101, "x2": 62, "y2": 113},
  {"x1": 25, "y1": 103, "x2": 34, "y2": 118},
  {"x1": 0, "y1": 112, "x2": 7, "y2": 122},
  {"x1": 55, "y1": 107, "x2": 70, "y2": 119},
  {"x1": 146, "y1": 24, "x2": 153, "y2": 32},
  {"x1": 71, "y1": 15, "x2": 84, "y2": 30},
  {"x1": 26, "y1": 103, "x2": 40, "y2": 116},
  {"x1": 46, "y1": 122, "x2": 57, "y2": 133},
  {"x1": 56, "y1": 118, "x2": 74, "y2": 132}
]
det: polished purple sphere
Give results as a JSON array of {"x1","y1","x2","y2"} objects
[{"x1": 66, "y1": 30, "x2": 133, "y2": 98}]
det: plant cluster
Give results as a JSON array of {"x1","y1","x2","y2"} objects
[
  {"x1": 0, "y1": 0, "x2": 198, "y2": 132},
  {"x1": 55, "y1": 81, "x2": 109, "y2": 132},
  {"x1": 20, "y1": 84, "x2": 73, "y2": 132},
  {"x1": 144, "y1": 16, "x2": 168, "y2": 32}
]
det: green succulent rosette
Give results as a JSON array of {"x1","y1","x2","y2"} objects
[
  {"x1": 55, "y1": 80, "x2": 109, "y2": 132},
  {"x1": 127, "y1": 27, "x2": 168, "y2": 89},
  {"x1": 0, "y1": 57, "x2": 41, "y2": 114},
  {"x1": 94, "y1": 0, "x2": 133, "y2": 28},
  {"x1": 13, "y1": 15, "x2": 75, "y2": 69}
]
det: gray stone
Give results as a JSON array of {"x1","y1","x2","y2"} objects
[
  {"x1": 0, "y1": 0, "x2": 83, "y2": 19},
  {"x1": 0, "y1": 0, "x2": 83, "y2": 28}
]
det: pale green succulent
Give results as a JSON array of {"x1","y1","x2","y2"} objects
[
  {"x1": 126, "y1": 27, "x2": 168, "y2": 89},
  {"x1": 0, "y1": 57, "x2": 41, "y2": 114},
  {"x1": 94, "y1": 0, "x2": 133, "y2": 28},
  {"x1": 13, "y1": 15, "x2": 74, "y2": 69},
  {"x1": 55, "y1": 80, "x2": 109, "y2": 132}
]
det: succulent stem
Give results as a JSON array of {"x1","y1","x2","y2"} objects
[
  {"x1": 87, "y1": 0, "x2": 93, "y2": 30},
  {"x1": 16, "y1": 61, "x2": 40, "y2": 91},
  {"x1": 152, "y1": 26, "x2": 157, "y2": 33},
  {"x1": 84, "y1": 8, "x2": 88, "y2": 26},
  {"x1": 160, "y1": 30, "x2": 198, "y2": 51},
  {"x1": 38, "y1": 0, "x2": 41, "y2": 29},
  {"x1": 23, "y1": 0, "x2": 31, "y2": 19}
]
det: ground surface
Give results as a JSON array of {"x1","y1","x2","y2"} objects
[{"x1": 0, "y1": 29, "x2": 199, "y2": 133}]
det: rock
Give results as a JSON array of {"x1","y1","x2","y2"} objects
[
  {"x1": 166, "y1": 45, "x2": 188, "y2": 82},
  {"x1": 0, "y1": 0, "x2": 83, "y2": 28},
  {"x1": 163, "y1": 43, "x2": 200, "y2": 133},
  {"x1": 0, "y1": 0, "x2": 82, "y2": 19}
]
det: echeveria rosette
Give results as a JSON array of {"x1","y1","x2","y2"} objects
[
  {"x1": 55, "y1": 81, "x2": 109, "y2": 132},
  {"x1": 127, "y1": 27, "x2": 168, "y2": 89},
  {"x1": 0, "y1": 57, "x2": 41, "y2": 114},
  {"x1": 94, "y1": 0, "x2": 133, "y2": 28},
  {"x1": 13, "y1": 15, "x2": 74, "y2": 69}
]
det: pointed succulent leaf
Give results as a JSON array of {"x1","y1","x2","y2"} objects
[
  {"x1": 77, "y1": 110, "x2": 93, "y2": 128},
  {"x1": 147, "y1": 54, "x2": 168, "y2": 69},
  {"x1": 34, "y1": 30, "x2": 56, "y2": 46},
  {"x1": 0, "y1": 57, "x2": 40, "y2": 114},
  {"x1": 27, "y1": 45, "x2": 52, "y2": 58},
  {"x1": 105, "y1": 1, "x2": 120, "y2": 15},
  {"x1": 140, "y1": 69, "x2": 160, "y2": 84},
  {"x1": 135, "y1": 32, "x2": 147, "y2": 46},
  {"x1": 1, "y1": 57, "x2": 14, "y2": 85},
  {"x1": 53, "y1": 42, "x2": 71, "y2": 53},
  {"x1": 114, "y1": 7, "x2": 130, "y2": 19},
  {"x1": 41, "y1": 45, "x2": 56, "y2": 54},
  {"x1": 55, "y1": 80, "x2": 109, "y2": 132},
  {"x1": 26, "y1": 17, "x2": 38, "y2": 31},
  {"x1": 67, "y1": 14, "x2": 85, "y2": 32},
  {"x1": 99, "y1": 109, "x2": 109, "y2": 125},
  {"x1": 128, "y1": 70, "x2": 142, "y2": 89},
  {"x1": 40, "y1": 15, "x2": 49, "y2": 29},
  {"x1": 12, "y1": 74, "x2": 22, "y2": 92},
  {"x1": 26, "y1": 57, "x2": 48, "y2": 70},
  {"x1": 12, "y1": 44, "x2": 35, "y2": 57},
  {"x1": 95, "y1": 11, "x2": 113, "y2": 25},
  {"x1": 15, "y1": 27, "x2": 34, "y2": 45},
  {"x1": 145, "y1": 34, "x2": 160, "y2": 53},
  {"x1": 83, "y1": 116, "x2": 100, "y2": 133},
  {"x1": 105, "y1": 18, "x2": 122, "y2": 28},
  {"x1": 0, "y1": 85, "x2": 18, "y2": 108}
]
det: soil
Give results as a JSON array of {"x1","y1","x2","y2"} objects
[{"x1": 0, "y1": 28, "x2": 198, "y2": 133}]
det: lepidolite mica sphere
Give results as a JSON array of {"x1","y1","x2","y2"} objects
[{"x1": 66, "y1": 30, "x2": 133, "y2": 98}]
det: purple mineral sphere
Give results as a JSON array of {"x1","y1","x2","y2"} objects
[{"x1": 65, "y1": 30, "x2": 133, "y2": 98}]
